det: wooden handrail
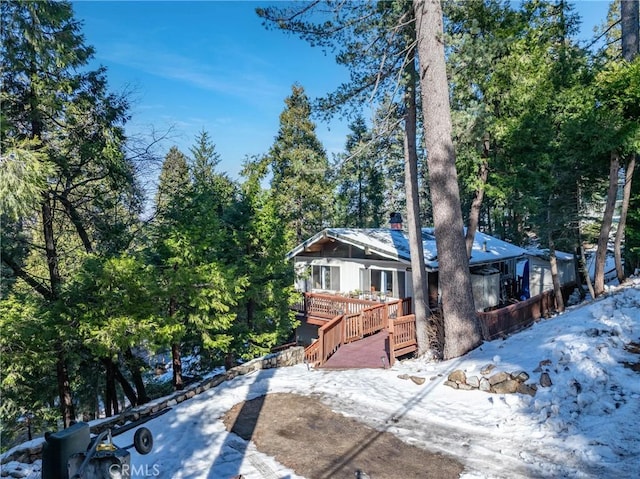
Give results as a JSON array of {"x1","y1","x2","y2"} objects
[
  {"x1": 304, "y1": 287, "x2": 573, "y2": 368},
  {"x1": 344, "y1": 312, "x2": 362, "y2": 342},
  {"x1": 303, "y1": 297, "x2": 408, "y2": 367},
  {"x1": 388, "y1": 314, "x2": 418, "y2": 366},
  {"x1": 304, "y1": 313, "x2": 344, "y2": 367}
]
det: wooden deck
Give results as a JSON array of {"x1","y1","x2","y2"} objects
[
  {"x1": 298, "y1": 293, "x2": 417, "y2": 368},
  {"x1": 297, "y1": 289, "x2": 571, "y2": 369},
  {"x1": 321, "y1": 330, "x2": 391, "y2": 369}
]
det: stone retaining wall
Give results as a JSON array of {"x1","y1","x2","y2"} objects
[{"x1": 0, "y1": 347, "x2": 305, "y2": 467}]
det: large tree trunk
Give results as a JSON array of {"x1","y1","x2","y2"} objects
[
  {"x1": 575, "y1": 184, "x2": 596, "y2": 298},
  {"x1": 113, "y1": 361, "x2": 139, "y2": 407},
  {"x1": 594, "y1": 152, "x2": 620, "y2": 296},
  {"x1": 615, "y1": 156, "x2": 636, "y2": 282},
  {"x1": 547, "y1": 197, "x2": 565, "y2": 312},
  {"x1": 576, "y1": 246, "x2": 596, "y2": 299},
  {"x1": 547, "y1": 234, "x2": 565, "y2": 313},
  {"x1": 615, "y1": 0, "x2": 639, "y2": 283},
  {"x1": 42, "y1": 197, "x2": 61, "y2": 298},
  {"x1": 56, "y1": 350, "x2": 76, "y2": 426},
  {"x1": 124, "y1": 348, "x2": 150, "y2": 405},
  {"x1": 168, "y1": 293, "x2": 184, "y2": 390},
  {"x1": 403, "y1": 18, "x2": 441, "y2": 359},
  {"x1": 621, "y1": 0, "x2": 639, "y2": 60},
  {"x1": 44, "y1": 193, "x2": 77, "y2": 426},
  {"x1": 172, "y1": 342, "x2": 184, "y2": 391},
  {"x1": 414, "y1": 0, "x2": 482, "y2": 359},
  {"x1": 101, "y1": 357, "x2": 118, "y2": 417},
  {"x1": 465, "y1": 134, "x2": 490, "y2": 257}
]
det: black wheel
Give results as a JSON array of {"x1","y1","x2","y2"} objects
[{"x1": 133, "y1": 427, "x2": 153, "y2": 455}]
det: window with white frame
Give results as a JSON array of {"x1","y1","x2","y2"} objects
[
  {"x1": 396, "y1": 271, "x2": 406, "y2": 298},
  {"x1": 311, "y1": 265, "x2": 340, "y2": 291},
  {"x1": 360, "y1": 268, "x2": 406, "y2": 298},
  {"x1": 371, "y1": 269, "x2": 393, "y2": 294}
]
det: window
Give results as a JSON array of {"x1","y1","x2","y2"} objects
[
  {"x1": 397, "y1": 271, "x2": 406, "y2": 298},
  {"x1": 361, "y1": 269, "x2": 406, "y2": 298},
  {"x1": 312, "y1": 265, "x2": 340, "y2": 291},
  {"x1": 371, "y1": 269, "x2": 393, "y2": 294}
]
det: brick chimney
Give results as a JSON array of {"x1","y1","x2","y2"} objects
[{"x1": 389, "y1": 212, "x2": 403, "y2": 230}]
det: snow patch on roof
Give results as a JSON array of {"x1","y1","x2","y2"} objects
[
  {"x1": 288, "y1": 228, "x2": 526, "y2": 268},
  {"x1": 525, "y1": 247, "x2": 575, "y2": 262}
]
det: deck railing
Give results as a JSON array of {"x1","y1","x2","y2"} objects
[
  {"x1": 343, "y1": 312, "x2": 363, "y2": 343},
  {"x1": 302, "y1": 296, "x2": 416, "y2": 367},
  {"x1": 294, "y1": 292, "x2": 406, "y2": 318},
  {"x1": 388, "y1": 314, "x2": 417, "y2": 364},
  {"x1": 477, "y1": 283, "x2": 575, "y2": 340},
  {"x1": 361, "y1": 303, "x2": 388, "y2": 336},
  {"x1": 302, "y1": 284, "x2": 575, "y2": 367},
  {"x1": 303, "y1": 338, "x2": 321, "y2": 366},
  {"x1": 304, "y1": 313, "x2": 344, "y2": 367}
]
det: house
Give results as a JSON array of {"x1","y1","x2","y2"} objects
[
  {"x1": 287, "y1": 222, "x2": 528, "y2": 314},
  {"x1": 289, "y1": 220, "x2": 580, "y2": 364}
]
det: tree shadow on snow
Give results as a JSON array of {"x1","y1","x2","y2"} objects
[{"x1": 207, "y1": 368, "x2": 291, "y2": 479}]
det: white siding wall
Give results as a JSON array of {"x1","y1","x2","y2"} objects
[
  {"x1": 528, "y1": 257, "x2": 576, "y2": 296},
  {"x1": 293, "y1": 257, "x2": 410, "y2": 298}
]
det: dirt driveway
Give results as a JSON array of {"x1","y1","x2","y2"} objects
[{"x1": 222, "y1": 393, "x2": 464, "y2": 479}]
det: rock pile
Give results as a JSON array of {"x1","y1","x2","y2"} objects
[{"x1": 444, "y1": 362, "x2": 554, "y2": 397}]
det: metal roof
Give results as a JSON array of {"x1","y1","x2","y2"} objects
[{"x1": 286, "y1": 228, "x2": 527, "y2": 269}]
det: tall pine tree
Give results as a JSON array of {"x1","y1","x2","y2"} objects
[
  {"x1": 333, "y1": 116, "x2": 385, "y2": 227},
  {"x1": 150, "y1": 138, "x2": 246, "y2": 389},
  {"x1": 1, "y1": 0, "x2": 141, "y2": 427},
  {"x1": 259, "y1": 2, "x2": 441, "y2": 357},
  {"x1": 266, "y1": 84, "x2": 330, "y2": 245},
  {"x1": 414, "y1": 0, "x2": 482, "y2": 359},
  {"x1": 225, "y1": 159, "x2": 299, "y2": 359}
]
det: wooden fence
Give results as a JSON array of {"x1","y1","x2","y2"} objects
[{"x1": 478, "y1": 283, "x2": 576, "y2": 340}]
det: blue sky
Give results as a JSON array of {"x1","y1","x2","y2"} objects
[{"x1": 72, "y1": 1, "x2": 612, "y2": 181}]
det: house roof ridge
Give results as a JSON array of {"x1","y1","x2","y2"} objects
[{"x1": 287, "y1": 227, "x2": 529, "y2": 268}]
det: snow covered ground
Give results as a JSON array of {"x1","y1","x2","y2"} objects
[{"x1": 3, "y1": 278, "x2": 640, "y2": 479}]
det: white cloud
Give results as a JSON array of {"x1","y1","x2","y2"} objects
[{"x1": 99, "y1": 42, "x2": 281, "y2": 99}]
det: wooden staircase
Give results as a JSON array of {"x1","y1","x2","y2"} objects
[{"x1": 303, "y1": 298, "x2": 417, "y2": 368}]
